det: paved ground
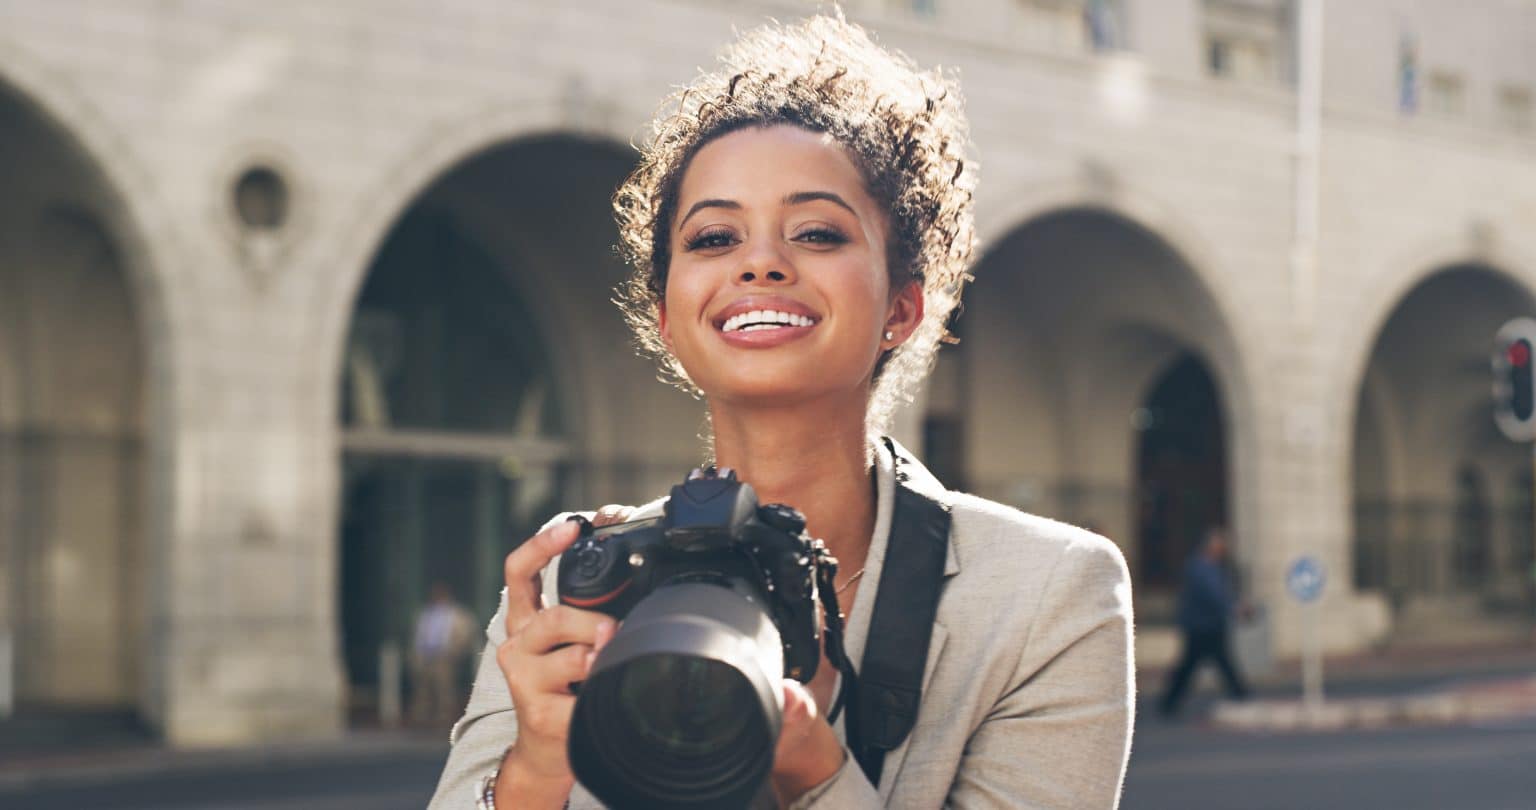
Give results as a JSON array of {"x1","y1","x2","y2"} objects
[
  {"x1": 1126, "y1": 710, "x2": 1536, "y2": 809},
  {"x1": 0, "y1": 733, "x2": 449, "y2": 810},
  {"x1": 3, "y1": 647, "x2": 1534, "y2": 809}
]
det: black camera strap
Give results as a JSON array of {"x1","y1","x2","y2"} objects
[{"x1": 837, "y1": 438, "x2": 952, "y2": 789}]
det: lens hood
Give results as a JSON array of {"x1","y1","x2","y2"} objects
[{"x1": 568, "y1": 583, "x2": 785, "y2": 809}]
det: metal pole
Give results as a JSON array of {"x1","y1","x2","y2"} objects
[
  {"x1": 1292, "y1": 0, "x2": 1325, "y2": 327},
  {"x1": 1302, "y1": 601, "x2": 1324, "y2": 711},
  {"x1": 0, "y1": 629, "x2": 12, "y2": 718},
  {"x1": 380, "y1": 640, "x2": 402, "y2": 728}
]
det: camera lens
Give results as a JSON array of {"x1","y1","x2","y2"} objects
[
  {"x1": 618, "y1": 655, "x2": 755, "y2": 757},
  {"x1": 567, "y1": 583, "x2": 784, "y2": 809}
]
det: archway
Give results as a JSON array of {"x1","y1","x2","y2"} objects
[
  {"x1": 0, "y1": 84, "x2": 146, "y2": 713},
  {"x1": 336, "y1": 135, "x2": 637, "y2": 721},
  {"x1": 1134, "y1": 353, "x2": 1228, "y2": 589},
  {"x1": 1350, "y1": 266, "x2": 1536, "y2": 639},
  {"x1": 950, "y1": 207, "x2": 1244, "y2": 620}
]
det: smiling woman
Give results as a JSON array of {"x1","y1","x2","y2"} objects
[{"x1": 432, "y1": 13, "x2": 1134, "y2": 810}]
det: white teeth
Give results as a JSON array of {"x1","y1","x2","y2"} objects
[{"x1": 721, "y1": 309, "x2": 817, "y2": 332}]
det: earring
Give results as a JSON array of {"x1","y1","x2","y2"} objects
[{"x1": 884, "y1": 330, "x2": 894, "y2": 341}]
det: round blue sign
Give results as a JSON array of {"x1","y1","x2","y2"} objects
[{"x1": 1286, "y1": 556, "x2": 1326, "y2": 603}]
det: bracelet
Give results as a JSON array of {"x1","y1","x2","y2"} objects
[
  {"x1": 475, "y1": 750, "x2": 570, "y2": 810},
  {"x1": 476, "y1": 762, "x2": 500, "y2": 810}
]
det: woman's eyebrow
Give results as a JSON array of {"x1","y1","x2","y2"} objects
[
  {"x1": 783, "y1": 190, "x2": 856, "y2": 216},
  {"x1": 679, "y1": 198, "x2": 740, "y2": 230}
]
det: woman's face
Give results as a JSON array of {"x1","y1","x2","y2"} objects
[{"x1": 659, "y1": 124, "x2": 921, "y2": 409}]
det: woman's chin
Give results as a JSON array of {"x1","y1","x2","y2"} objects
[{"x1": 702, "y1": 374, "x2": 864, "y2": 412}]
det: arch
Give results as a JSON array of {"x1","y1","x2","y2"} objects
[
  {"x1": 959, "y1": 197, "x2": 1256, "y2": 607},
  {"x1": 0, "y1": 56, "x2": 170, "y2": 713},
  {"x1": 974, "y1": 179, "x2": 1258, "y2": 499},
  {"x1": 0, "y1": 43, "x2": 181, "y2": 708},
  {"x1": 1328, "y1": 232, "x2": 1536, "y2": 449},
  {"x1": 1345, "y1": 262, "x2": 1536, "y2": 627},
  {"x1": 327, "y1": 127, "x2": 654, "y2": 716},
  {"x1": 0, "y1": 35, "x2": 178, "y2": 384},
  {"x1": 305, "y1": 96, "x2": 648, "y2": 403},
  {"x1": 976, "y1": 176, "x2": 1245, "y2": 350}
]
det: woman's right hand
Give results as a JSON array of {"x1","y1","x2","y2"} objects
[{"x1": 492, "y1": 506, "x2": 631, "y2": 808}]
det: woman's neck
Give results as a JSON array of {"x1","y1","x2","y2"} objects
[{"x1": 708, "y1": 397, "x2": 876, "y2": 565}]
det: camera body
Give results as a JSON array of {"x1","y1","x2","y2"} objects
[{"x1": 557, "y1": 468, "x2": 829, "y2": 682}]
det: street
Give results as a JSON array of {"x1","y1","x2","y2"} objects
[
  {"x1": 1125, "y1": 715, "x2": 1536, "y2": 809},
  {"x1": 3, "y1": 714, "x2": 1534, "y2": 809}
]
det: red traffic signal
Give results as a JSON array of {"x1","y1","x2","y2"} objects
[{"x1": 1494, "y1": 319, "x2": 1536, "y2": 441}]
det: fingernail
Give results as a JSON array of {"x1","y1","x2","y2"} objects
[
  {"x1": 596, "y1": 620, "x2": 615, "y2": 648},
  {"x1": 585, "y1": 650, "x2": 597, "y2": 673}
]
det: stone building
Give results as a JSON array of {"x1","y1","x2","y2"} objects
[{"x1": 1, "y1": 0, "x2": 1533, "y2": 745}]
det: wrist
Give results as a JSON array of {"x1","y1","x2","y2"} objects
[{"x1": 494, "y1": 745, "x2": 574, "y2": 810}]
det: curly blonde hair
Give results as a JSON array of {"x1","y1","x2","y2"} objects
[{"x1": 613, "y1": 12, "x2": 977, "y2": 434}]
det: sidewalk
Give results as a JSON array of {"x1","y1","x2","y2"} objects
[
  {"x1": 0, "y1": 718, "x2": 449, "y2": 793},
  {"x1": 1139, "y1": 639, "x2": 1536, "y2": 733}
]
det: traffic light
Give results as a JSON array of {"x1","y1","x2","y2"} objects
[{"x1": 1493, "y1": 318, "x2": 1536, "y2": 441}]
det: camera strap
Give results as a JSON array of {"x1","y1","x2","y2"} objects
[{"x1": 842, "y1": 437, "x2": 952, "y2": 789}]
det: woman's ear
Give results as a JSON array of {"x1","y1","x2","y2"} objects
[
  {"x1": 883, "y1": 280, "x2": 924, "y2": 348},
  {"x1": 657, "y1": 300, "x2": 673, "y2": 350}
]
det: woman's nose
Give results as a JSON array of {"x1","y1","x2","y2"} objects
[{"x1": 735, "y1": 239, "x2": 795, "y2": 285}]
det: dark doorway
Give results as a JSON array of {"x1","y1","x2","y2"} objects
[
  {"x1": 338, "y1": 206, "x2": 567, "y2": 715},
  {"x1": 1134, "y1": 353, "x2": 1228, "y2": 590}
]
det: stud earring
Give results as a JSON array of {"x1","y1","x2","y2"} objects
[{"x1": 884, "y1": 330, "x2": 894, "y2": 341}]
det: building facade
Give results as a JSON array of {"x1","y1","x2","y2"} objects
[{"x1": 1, "y1": 0, "x2": 1534, "y2": 745}]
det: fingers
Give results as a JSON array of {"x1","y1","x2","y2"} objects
[
  {"x1": 500, "y1": 642, "x2": 593, "y2": 694},
  {"x1": 517, "y1": 606, "x2": 616, "y2": 657},
  {"x1": 781, "y1": 679, "x2": 820, "y2": 726},
  {"x1": 504, "y1": 519, "x2": 582, "y2": 636}
]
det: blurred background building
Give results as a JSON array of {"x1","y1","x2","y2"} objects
[{"x1": 1, "y1": 0, "x2": 1533, "y2": 747}]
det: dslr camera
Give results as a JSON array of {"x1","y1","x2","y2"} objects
[{"x1": 556, "y1": 467, "x2": 842, "y2": 810}]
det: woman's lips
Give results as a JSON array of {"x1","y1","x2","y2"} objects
[{"x1": 716, "y1": 321, "x2": 818, "y2": 348}]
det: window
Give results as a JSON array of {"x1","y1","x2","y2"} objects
[
  {"x1": 1208, "y1": 38, "x2": 1229, "y2": 75},
  {"x1": 1498, "y1": 84, "x2": 1534, "y2": 132},
  {"x1": 1084, "y1": 0, "x2": 1128, "y2": 52},
  {"x1": 1202, "y1": 0, "x2": 1290, "y2": 82},
  {"x1": 1016, "y1": 0, "x2": 1129, "y2": 53}
]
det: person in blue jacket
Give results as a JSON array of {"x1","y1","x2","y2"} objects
[{"x1": 1159, "y1": 526, "x2": 1250, "y2": 716}]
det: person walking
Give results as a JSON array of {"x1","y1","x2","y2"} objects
[
  {"x1": 1159, "y1": 526, "x2": 1249, "y2": 717},
  {"x1": 411, "y1": 581, "x2": 476, "y2": 728}
]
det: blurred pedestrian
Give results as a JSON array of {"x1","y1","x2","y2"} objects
[
  {"x1": 1159, "y1": 526, "x2": 1249, "y2": 717},
  {"x1": 411, "y1": 581, "x2": 476, "y2": 728}
]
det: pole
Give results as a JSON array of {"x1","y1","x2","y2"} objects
[
  {"x1": 1291, "y1": 0, "x2": 1325, "y2": 327},
  {"x1": 380, "y1": 640, "x2": 402, "y2": 728},
  {"x1": 0, "y1": 629, "x2": 11, "y2": 718},
  {"x1": 1302, "y1": 601, "x2": 1324, "y2": 711}
]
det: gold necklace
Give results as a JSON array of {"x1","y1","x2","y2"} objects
[{"x1": 836, "y1": 568, "x2": 866, "y2": 595}]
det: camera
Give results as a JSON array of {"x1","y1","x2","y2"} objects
[{"x1": 557, "y1": 467, "x2": 842, "y2": 809}]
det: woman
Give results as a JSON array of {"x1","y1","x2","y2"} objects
[{"x1": 432, "y1": 14, "x2": 1133, "y2": 809}]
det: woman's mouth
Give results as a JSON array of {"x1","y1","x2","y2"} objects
[
  {"x1": 720, "y1": 309, "x2": 818, "y2": 332},
  {"x1": 716, "y1": 308, "x2": 820, "y2": 347}
]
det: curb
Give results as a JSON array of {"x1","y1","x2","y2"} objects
[{"x1": 1210, "y1": 675, "x2": 1536, "y2": 732}]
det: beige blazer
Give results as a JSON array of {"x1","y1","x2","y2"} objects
[{"x1": 430, "y1": 438, "x2": 1135, "y2": 808}]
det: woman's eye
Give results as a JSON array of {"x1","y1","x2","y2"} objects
[
  {"x1": 685, "y1": 230, "x2": 737, "y2": 251},
  {"x1": 794, "y1": 227, "x2": 848, "y2": 246}
]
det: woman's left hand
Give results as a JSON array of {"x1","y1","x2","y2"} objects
[{"x1": 770, "y1": 679, "x2": 846, "y2": 804}]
